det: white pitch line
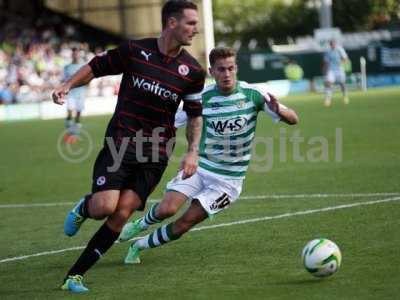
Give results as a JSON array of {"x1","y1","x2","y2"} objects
[
  {"x1": 1, "y1": 195, "x2": 400, "y2": 264},
  {"x1": 238, "y1": 192, "x2": 400, "y2": 200},
  {"x1": 191, "y1": 196, "x2": 400, "y2": 231},
  {"x1": 0, "y1": 246, "x2": 85, "y2": 263},
  {"x1": 1, "y1": 192, "x2": 399, "y2": 208},
  {"x1": 0, "y1": 202, "x2": 74, "y2": 208}
]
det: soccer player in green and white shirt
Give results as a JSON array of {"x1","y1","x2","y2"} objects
[{"x1": 120, "y1": 47, "x2": 299, "y2": 264}]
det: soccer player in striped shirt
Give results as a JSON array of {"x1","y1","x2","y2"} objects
[
  {"x1": 52, "y1": 0, "x2": 205, "y2": 293},
  {"x1": 120, "y1": 47, "x2": 299, "y2": 264}
]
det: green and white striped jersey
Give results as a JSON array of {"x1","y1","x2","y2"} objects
[{"x1": 198, "y1": 81, "x2": 280, "y2": 179}]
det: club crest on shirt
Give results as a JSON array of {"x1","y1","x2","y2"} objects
[
  {"x1": 178, "y1": 64, "x2": 190, "y2": 76},
  {"x1": 237, "y1": 100, "x2": 246, "y2": 109},
  {"x1": 96, "y1": 176, "x2": 106, "y2": 186}
]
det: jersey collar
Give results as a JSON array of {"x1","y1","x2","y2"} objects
[{"x1": 215, "y1": 81, "x2": 240, "y2": 96}]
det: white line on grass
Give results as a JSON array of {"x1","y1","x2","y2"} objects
[
  {"x1": 237, "y1": 192, "x2": 400, "y2": 200},
  {"x1": 1, "y1": 192, "x2": 399, "y2": 208},
  {"x1": 0, "y1": 202, "x2": 75, "y2": 208},
  {"x1": 1, "y1": 195, "x2": 399, "y2": 264},
  {"x1": 191, "y1": 196, "x2": 400, "y2": 231},
  {"x1": 0, "y1": 246, "x2": 86, "y2": 264}
]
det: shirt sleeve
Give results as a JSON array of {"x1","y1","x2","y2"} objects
[
  {"x1": 251, "y1": 85, "x2": 281, "y2": 123},
  {"x1": 182, "y1": 71, "x2": 205, "y2": 117},
  {"x1": 338, "y1": 47, "x2": 348, "y2": 60},
  {"x1": 262, "y1": 92, "x2": 282, "y2": 123},
  {"x1": 174, "y1": 103, "x2": 188, "y2": 128},
  {"x1": 88, "y1": 42, "x2": 130, "y2": 77}
]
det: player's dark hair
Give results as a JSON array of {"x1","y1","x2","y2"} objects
[
  {"x1": 162, "y1": 0, "x2": 198, "y2": 29},
  {"x1": 209, "y1": 47, "x2": 236, "y2": 66}
]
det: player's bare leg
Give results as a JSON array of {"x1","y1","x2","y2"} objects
[
  {"x1": 64, "y1": 190, "x2": 120, "y2": 236},
  {"x1": 107, "y1": 189, "x2": 143, "y2": 232},
  {"x1": 66, "y1": 110, "x2": 73, "y2": 128},
  {"x1": 64, "y1": 110, "x2": 75, "y2": 143},
  {"x1": 324, "y1": 81, "x2": 333, "y2": 107},
  {"x1": 65, "y1": 111, "x2": 82, "y2": 144},
  {"x1": 124, "y1": 199, "x2": 208, "y2": 264},
  {"x1": 75, "y1": 111, "x2": 81, "y2": 124},
  {"x1": 339, "y1": 82, "x2": 349, "y2": 104},
  {"x1": 63, "y1": 189, "x2": 143, "y2": 292},
  {"x1": 171, "y1": 199, "x2": 208, "y2": 235},
  {"x1": 118, "y1": 191, "x2": 187, "y2": 242}
]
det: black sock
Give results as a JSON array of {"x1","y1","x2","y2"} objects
[
  {"x1": 78, "y1": 194, "x2": 91, "y2": 218},
  {"x1": 66, "y1": 223, "x2": 120, "y2": 278}
]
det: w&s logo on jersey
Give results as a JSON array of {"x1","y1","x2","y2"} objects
[{"x1": 210, "y1": 116, "x2": 248, "y2": 135}]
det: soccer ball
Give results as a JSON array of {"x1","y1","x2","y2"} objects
[{"x1": 301, "y1": 238, "x2": 342, "y2": 277}]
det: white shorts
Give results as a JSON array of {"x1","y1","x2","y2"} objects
[
  {"x1": 66, "y1": 97, "x2": 85, "y2": 112},
  {"x1": 165, "y1": 168, "x2": 243, "y2": 216},
  {"x1": 325, "y1": 69, "x2": 346, "y2": 84}
]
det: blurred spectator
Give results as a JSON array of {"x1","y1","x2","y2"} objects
[
  {"x1": 0, "y1": 18, "x2": 120, "y2": 105},
  {"x1": 0, "y1": 83, "x2": 17, "y2": 104}
]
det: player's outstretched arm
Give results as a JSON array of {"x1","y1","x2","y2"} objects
[
  {"x1": 277, "y1": 105, "x2": 299, "y2": 125},
  {"x1": 181, "y1": 115, "x2": 202, "y2": 179},
  {"x1": 265, "y1": 93, "x2": 299, "y2": 125},
  {"x1": 52, "y1": 64, "x2": 94, "y2": 105}
]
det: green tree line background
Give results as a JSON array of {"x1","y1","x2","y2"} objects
[{"x1": 213, "y1": 0, "x2": 400, "y2": 47}]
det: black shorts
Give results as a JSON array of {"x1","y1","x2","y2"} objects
[{"x1": 91, "y1": 147, "x2": 167, "y2": 210}]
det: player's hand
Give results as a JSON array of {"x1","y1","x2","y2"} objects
[
  {"x1": 180, "y1": 151, "x2": 198, "y2": 179},
  {"x1": 265, "y1": 93, "x2": 280, "y2": 114},
  {"x1": 52, "y1": 84, "x2": 70, "y2": 105}
]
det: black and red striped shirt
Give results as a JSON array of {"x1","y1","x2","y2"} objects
[{"x1": 88, "y1": 38, "x2": 205, "y2": 162}]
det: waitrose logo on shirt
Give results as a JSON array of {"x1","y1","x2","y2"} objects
[{"x1": 132, "y1": 75, "x2": 179, "y2": 102}]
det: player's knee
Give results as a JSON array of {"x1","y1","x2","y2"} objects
[
  {"x1": 157, "y1": 203, "x2": 180, "y2": 219},
  {"x1": 113, "y1": 207, "x2": 131, "y2": 223},
  {"x1": 89, "y1": 196, "x2": 117, "y2": 219},
  {"x1": 92, "y1": 207, "x2": 114, "y2": 219},
  {"x1": 101, "y1": 202, "x2": 117, "y2": 217},
  {"x1": 107, "y1": 209, "x2": 131, "y2": 231}
]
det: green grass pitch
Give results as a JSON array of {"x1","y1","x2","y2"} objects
[{"x1": 0, "y1": 87, "x2": 399, "y2": 299}]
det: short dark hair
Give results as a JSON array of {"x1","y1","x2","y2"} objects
[
  {"x1": 162, "y1": 0, "x2": 198, "y2": 29},
  {"x1": 209, "y1": 47, "x2": 236, "y2": 66}
]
